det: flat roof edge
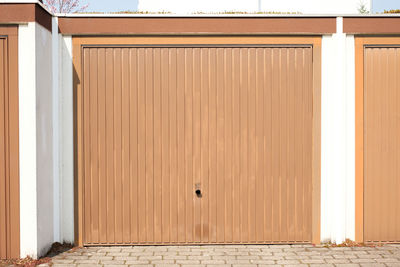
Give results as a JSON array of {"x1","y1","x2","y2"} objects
[{"x1": 56, "y1": 14, "x2": 400, "y2": 18}]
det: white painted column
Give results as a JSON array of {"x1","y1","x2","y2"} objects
[
  {"x1": 35, "y1": 22, "x2": 55, "y2": 257},
  {"x1": 19, "y1": 22, "x2": 38, "y2": 258},
  {"x1": 321, "y1": 17, "x2": 355, "y2": 244},
  {"x1": 52, "y1": 16, "x2": 61, "y2": 244},
  {"x1": 58, "y1": 35, "x2": 74, "y2": 243}
]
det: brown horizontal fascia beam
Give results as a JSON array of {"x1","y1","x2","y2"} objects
[
  {"x1": 0, "y1": 3, "x2": 52, "y2": 32},
  {"x1": 58, "y1": 17, "x2": 336, "y2": 35},
  {"x1": 344, "y1": 17, "x2": 400, "y2": 34}
]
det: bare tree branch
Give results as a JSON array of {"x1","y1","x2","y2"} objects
[{"x1": 43, "y1": 0, "x2": 88, "y2": 13}]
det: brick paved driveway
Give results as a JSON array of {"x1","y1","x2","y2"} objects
[{"x1": 42, "y1": 244, "x2": 400, "y2": 267}]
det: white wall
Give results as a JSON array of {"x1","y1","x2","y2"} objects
[
  {"x1": 35, "y1": 22, "x2": 55, "y2": 257},
  {"x1": 52, "y1": 17, "x2": 60, "y2": 244},
  {"x1": 18, "y1": 21, "x2": 55, "y2": 259},
  {"x1": 320, "y1": 18, "x2": 355, "y2": 244},
  {"x1": 19, "y1": 22, "x2": 38, "y2": 259},
  {"x1": 58, "y1": 35, "x2": 74, "y2": 244},
  {"x1": 138, "y1": 0, "x2": 371, "y2": 13}
]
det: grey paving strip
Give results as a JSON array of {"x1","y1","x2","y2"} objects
[{"x1": 36, "y1": 244, "x2": 400, "y2": 267}]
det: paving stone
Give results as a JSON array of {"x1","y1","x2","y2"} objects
[
  {"x1": 163, "y1": 255, "x2": 187, "y2": 260},
  {"x1": 350, "y1": 258, "x2": 377, "y2": 263},
  {"x1": 284, "y1": 255, "x2": 310, "y2": 260},
  {"x1": 209, "y1": 255, "x2": 234, "y2": 260},
  {"x1": 175, "y1": 259, "x2": 201, "y2": 264},
  {"x1": 188, "y1": 255, "x2": 212, "y2": 260},
  {"x1": 51, "y1": 259, "x2": 76, "y2": 264},
  {"x1": 99, "y1": 248, "x2": 122, "y2": 252},
  {"x1": 225, "y1": 259, "x2": 252, "y2": 264},
  {"x1": 235, "y1": 255, "x2": 260, "y2": 260},
  {"x1": 225, "y1": 251, "x2": 250, "y2": 256},
  {"x1": 276, "y1": 259, "x2": 300, "y2": 264},
  {"x1": 101, "y1": 260, "x2": 126, "y2": 265},
  {"x1": 178, "y1": 251, "x2": 202, "y2": 256},
  {"x1": 138, "y1": 255, "x2": 162, "y2": 260},
  {"x1": 250, "y1": 259, "x2": 275, "y2": 264},
  {"x1": 150, "y1": 260, "x2": 176, "y2": 264},
  {"x1": 74, "y1": 259, "x2": 100, "y2": 264},
  {"x1": 325, "y1": 258, "x2": 351, "y2": 263},
  {"x1": 107, "y1": 253, "x2": 131, "y2": 257},
  {"x1": 114, "y1": 257, "x2": 139, "y2": 261},
  {"x1": 125, "y1": 260, "x2": 150, "y2": 265},
  {"x1": 130, "y1": 252, "x2": 154, "y2": 256},
  {"x1": 200, "y1": 260, "x2": 226, "y2": 264},
  {"x1": 300, "y1": 259, "x2": 326, "y2": 264},
  {"x1": 333, "y1": 254, "x2": 358, "y2": 259}
]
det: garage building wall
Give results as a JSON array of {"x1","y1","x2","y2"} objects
[
  {"x1": 8, "y1": 7, "x2": 373, "y2": 255},
  {"x1": 8, "y1": 0, "x2": 400, "y2": 257}
]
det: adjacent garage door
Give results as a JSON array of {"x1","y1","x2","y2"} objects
[
  {"x1": 0, "y1": 27, "x2": 19, "y2": 259},
  {"x1": 79, "y1": 43, "x2": 315, "y2": 245},
  {"x1": 364, "y1": 46, "x2": 400, "y2": 243}
]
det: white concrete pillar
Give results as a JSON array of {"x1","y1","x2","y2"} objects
[
  {"x1": 19, "y1": 22, "x2": 39, "y2": 259},
  {"x1": 52, "y1": 16, "x2": 61, "y2": 244},
  {"x1": 59, "y1": 34, "x2": 74, "y2": 243},
  {"x1": 321, "y1": 17, "x2": 355, "y2": 244}
]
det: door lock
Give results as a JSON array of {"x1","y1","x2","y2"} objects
[{"x1": 195, "y1": 183, "x2": 202, "y2": 198}]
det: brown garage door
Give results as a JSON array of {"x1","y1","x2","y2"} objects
[
  {"x1": 0, "y1": 27, "x2": 19, "y2": 259},
  {"x1": 364, "y1": 47, "x2": 400, "y2": 243},
  {"x1": 80, "y1": 45, "x2": 313, "y2": 245}
]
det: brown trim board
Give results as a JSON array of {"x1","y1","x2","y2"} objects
[
  {"x1": 345, "y1": 17, "x2": 400, "y2": 34},
  {"x1": 0, "y1": 25, "x2": 20, "y2": 260},
  {"x1": 60, "y1": 17, "x2": 335, "y2": 35},
  {"x1": 72, "y1": 36, "x2": 321, "y2": 246},
  {"x1": 0, "y1": 3, "x2": 52, "y2": 32}
]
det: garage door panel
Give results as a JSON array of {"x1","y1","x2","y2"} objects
[
  {"x1": 97, "y1": 48, "x2": 107, "y2": 244},
  {"x1": 364, "y1": 47, "x2": 400, "y2": 243},
  {"x1": 199, "y1": 48, "x2": 208, "y2": 243},
  {"x1": 153, "y1": 48, "x2": 162, "y2": 244},
  {"x1": 0, "y1": 38, "x2": 6, "y2": 257},
  {"x1": 82, "y1": 46, "x2": 313, "y2": 245},
  {"x1": 0, "y1": 30, "x2": 19, "y2": 259},
  {"x1": 225, "y1": 48, "x2": 234, "y2": 243}
]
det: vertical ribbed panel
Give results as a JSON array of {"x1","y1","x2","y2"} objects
[
  {"x1": 0, "y1": 37, "x2": 6, "y2": 258},
  {"x1": 0, "y1": 33, "x2": 20, "y2": 259},
  {"x1": 82, "y1": 46, "x2": 313, "y2": 245},
  {"x1": 364, "y1": 47, "x2": 400, "y2": 243}
]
